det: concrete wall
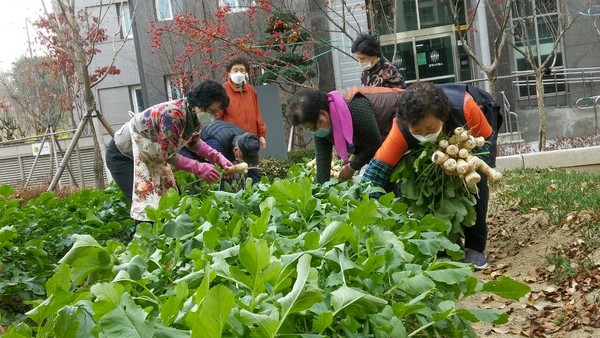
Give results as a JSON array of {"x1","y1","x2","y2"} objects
[{"x1": 516, "y1": 106, "x2": 599, "y2": 143}]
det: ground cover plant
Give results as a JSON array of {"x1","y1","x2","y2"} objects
[
  {"x1": 1, "y1": 166, "x2": 529, "y2": 337},
  {"x1": 0, "y1": 185, "x2": 134, "y2": 325}
]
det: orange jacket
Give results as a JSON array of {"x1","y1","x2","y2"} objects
[
  {"x1": 375, "y1": 93, "x2": 493, "y2": 166},
  {"x1": 216, "y1": 80, "x2": 267, "y2": 138}
]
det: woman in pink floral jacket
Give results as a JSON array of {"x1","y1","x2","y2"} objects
[{"x1": 106, "y1": 80, "x2": 233, "y2": 221}]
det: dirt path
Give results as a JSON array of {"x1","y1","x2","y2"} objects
[{"x1": 459, "y1": 192, "x2": 600, "y2": 337}]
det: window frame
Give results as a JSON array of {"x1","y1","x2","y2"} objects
[
  {"x1": 219, "y1": 0, "x2": 254, "y2": 13},
  {"x1": 130, "y1": 85, "x2": 144, "y2": 114},
  {"x1": 118, "y1": 2, "x2": 133, "y2": 40},
  {"x1": 166, "y1": 77, "x2": 183, "y2": 101}
]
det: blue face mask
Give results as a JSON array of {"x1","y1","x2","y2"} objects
[{"x1": 314, "y1": 127, "x2": 331, "y2": 138}]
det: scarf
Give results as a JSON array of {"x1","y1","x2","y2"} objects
[{"x1": 327, "y1": 91, "x2": 354, "y2": 164}]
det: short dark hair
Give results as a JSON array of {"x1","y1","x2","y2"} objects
[
  {"x1": 351, "y1": 33, "x2": 382, "y2": 57},
  {"x1": 226, "y1": 56, "x2": 251, "y2": 73},
  {"x1": 286, "y1": 88, "x2": 328, "y2": 126},
  {"x1": 395, "y1": 82, "x2": 451, "y2": 126},
  {"x1": 186, "y1": 80, "x2": 229, "y2": 110}
]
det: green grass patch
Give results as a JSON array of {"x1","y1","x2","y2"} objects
[{"x1": 494, "y1": 168, "x2": 600, "y2": 225}]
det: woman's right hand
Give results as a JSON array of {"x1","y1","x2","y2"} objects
[
  {"x1": 190, "y1": 162, "x2": 220, "y2": 182},
  {"x1": 174, "y1": 155, "x2": 220, "y2": 182}
]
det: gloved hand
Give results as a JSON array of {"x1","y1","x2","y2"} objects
[
  {"x1": 174, "y1": 155, "x2": 220, "y2": 182},
  {"x1": 196, "y1": 141, "x2": 233, "y2": 169}
]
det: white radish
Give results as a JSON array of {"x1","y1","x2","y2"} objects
[
  {"x1": 464, "y1": 170, "x2": 481, "y2": 185},
  {"x1": 432, "y1": 151, "x2": 449, "y2": 164},
  {"x1": 458, "y1": 148, "x2": 469, "y2": 159},
  {"x1": 443, "y1": 158, "x2": 457, "y2": 172},
  {"x1": 474, "y1": 136, "x2": 486, "y2": 147},
  {"x1": 462, "y1": 136, "x2": 476, "y2": 150},
  {"x1": 438, "y1": 139, "x2": 449, "y2": 149},
  {"x1": 446, "y1": 144, "x2": 459, "y2": 156},
  {"x1": 223, "y1": 162, "x2": 249, "y2": 175},
  {"x1": 456, "y1": 159, "x2": 470, "y2": 175}
]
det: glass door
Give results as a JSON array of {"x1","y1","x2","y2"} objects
[{"x1": 380, "y1": 25, "x2": 459, "y2": 85}]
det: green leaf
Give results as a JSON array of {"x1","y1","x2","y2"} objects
[
  {"x1": 0, "y1": 184, "x2": 15, "y2": 197},
  {"x1": 312, "y1": 311, "x2": 333, "y2": 333},
  {"x1": 99, "y1": 294, "x2": 155, "y2": 338},
  {"x1": 239, "y1": 238, "x2": 270, "y2": 278},
  {"x1": 113, "y1": 255, "x2": 148, "y2": 280},
  {"x1": 318, "y1": 221, "x2": 354, "y2": 249},
  {"x1": 425, "y1": 264, "x2": 472, "y2": 285},
  {"x1": 163, "y1": 214, "x2": 195, "y2": 238},
  {"x1": 26, "y1": 289, "x2": 73, "y2": 326},
  {"x1": 348, "y1": 199, "x2": 378, "y2": 233},
  {"x1": 482, "y1": 276, "x2": 531, "y2": 301},
  {"x1": 250, "y1": 207, "x2": 271, "y2": 237},
  {"x1": 239, "y1": 310, "x2": 278, "y2": 337},
  {"x1": 396, "y1": 274, "x2": 436, "y2": 296},
  {"x1": 46, "y1": 263, "x2": 72, "y2": 296},
  {"x1": 330, "y1": 285, "x2": 387, "y2": 318},
  {"x1": 154, "y1": 325, "x2": 191, "y2": 338},
  {"x1": 161, "y1": 282, "x2": 189, "y2": 326},
  {"x1": 192, "y1": 285, "x2": 235, "y2": 338},
  {"x1": 53, "y1": 306, "x2": 79, "y2": 338},
  {"x1": 59, "y1": 235, "x2": 104, "y2": 264},
  {"x1": 456, "y1": 308, "x2": 509, "y2": 324},
  {"x1": 91, "y1": 283, "x2": 125, "y2": 320},
  {"x1": 276, "y1": 254, "x2": 312, "y2": 332}
]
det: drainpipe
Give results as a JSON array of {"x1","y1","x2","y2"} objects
[{"x1": 473, "y1": 0, "x2": 491, "y2": 92}]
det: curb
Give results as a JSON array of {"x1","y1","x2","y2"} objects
[{"x1": 496, "y1": 146, "x2": 600, "y2": 174}]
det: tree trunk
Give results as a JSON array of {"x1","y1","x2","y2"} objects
[
  {"x1": 65, "y1": 4, "x2": 106, "y2": 189},
  {"x1": 535, "y1": 71, "x2": 547, "y2": 151}
]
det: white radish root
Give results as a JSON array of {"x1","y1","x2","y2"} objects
[{"x1": 223, "y1": 162, "x2": 249, "y2": 175}]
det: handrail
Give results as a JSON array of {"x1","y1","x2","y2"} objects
[{"x1": 576, "y1": 95, "x2": 600, "y2": 109}]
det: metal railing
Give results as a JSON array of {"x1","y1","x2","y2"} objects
[
  {"x1": 498, "y1": 91, "x2": 521, "y2": 143},
  {"x1": 576, "y1": 95, "x2": 600, "y2": 130}
]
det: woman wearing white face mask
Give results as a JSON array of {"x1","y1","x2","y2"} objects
[
  {"x1": 216, "y1": 56, "x2": 267, "y2": 152},
  {"x1": 351, "y1": 33, "x2": 405, "y2": 89},
  {"x1": 362, "y1": 82, "x2": 495, "y2": 271}
]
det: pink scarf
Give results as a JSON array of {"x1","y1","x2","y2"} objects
[{"x1": 327, "y1": 91, "x2": 354, "y2": 164}]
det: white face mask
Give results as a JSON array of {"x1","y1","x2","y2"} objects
[
  {"x1": 359, "y1": 61, "x2": 372, "y2": 70},
  {"x1": 411, "y1": 127, "x2": 443, "y2": 144},
  {"x1": 230, "y1": 72, "x2": 246, "y2": 85}
]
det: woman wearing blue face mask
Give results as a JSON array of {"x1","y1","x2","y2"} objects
[
  {"x1": 287, "y1": 87, "x2": 403, "y2": 184},
  {"x1": 362, "y1": 82, "x2": 495, "y2": 270}
]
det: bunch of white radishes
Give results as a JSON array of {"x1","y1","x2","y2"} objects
[{"x1": 431, "y1": 127, "x2": 502, "y2": 185}]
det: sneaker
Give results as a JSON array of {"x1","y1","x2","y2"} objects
[{"x1": 464, "y1": 249, "x2": 488, "y2": 270}]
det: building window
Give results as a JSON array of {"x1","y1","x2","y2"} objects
[
  {"x1": 118, "y1": 2, "x2": 132, "y2": 39},
  {"x1": 156, "y1": 0, "x2": 183, "y2": 21},
  {"x1": 130, "y1": 86, "x2": 144, "y2": 114},
  {"x1": 512, "y1": 0, "x2": 564, "y2": 97},
  {"x1": 166, "y1": 77, "x2": 183, "y2": 101},
  {"x1": 219, "y1": 0, "x2": 253, "y2": 13},
  {"x1": 369, "y1": 0, "x2": 465, "y2": 35}
]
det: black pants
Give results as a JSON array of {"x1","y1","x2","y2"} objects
[
  {"x1": 105, "y1": 139, "x2": 134, "y2": 200},
  {"x1": 464, "y1": 175, "x2": 489, "y2": 252}
]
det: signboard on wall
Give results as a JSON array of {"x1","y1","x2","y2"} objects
[{"x1": 31, "y1": 142, "x2": 50, "y2": 156}]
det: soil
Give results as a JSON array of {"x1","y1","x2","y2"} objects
[{"x1": 460, "y1": 188, "x2": 600, "y2": 337}]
